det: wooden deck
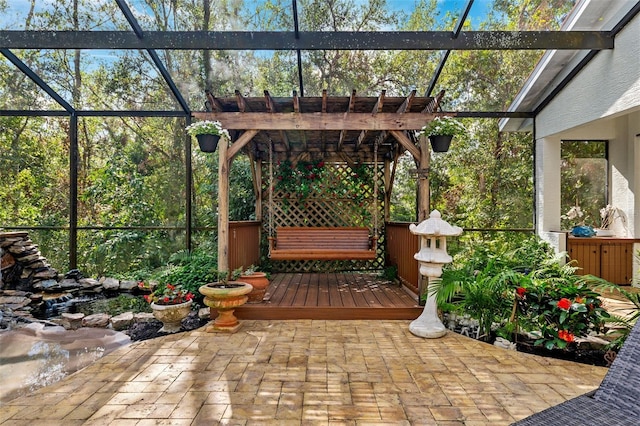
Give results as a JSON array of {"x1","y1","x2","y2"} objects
[{"x1": 234, "y1": 272, "x2": 423, "y2": 320}]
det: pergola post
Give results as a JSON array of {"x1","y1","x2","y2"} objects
[
  {"x1": 217, "y1": 136, "x2": 230, "y2": 278},
  {"x1": 417, "y1": 135, "x2": 430, "y2": 221},
  {"x1": 215, "y1": 129, "x2": 259, "y2": 276},
  {"x1": 417, "y1": 135, "x2": 431, "y2": 301}
]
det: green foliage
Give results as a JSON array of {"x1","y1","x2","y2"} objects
[
  {"x1": 229, "y1": 155, "x2": 257, "y2": 221},
  {"x1": 151, "y1": 248, "x2": 219, "y2": 303},
  {"x1": 459, "y1": 269, "x2": 518, "y2": 341},
  {"x1": 592, "y1": 280, "x2": 640, "y2": 351},
  {"x1": 389, "y1": 153, "x2": 417, "y2": 222},
  {"x1": 436, "y1": 235, "x2": 611, "y2": 349},
  {"x1": 274, "y1": 159, "x2": 326, "y2": 200},
  {"x1": 380, "y1": 265, "x2": 397, "y2": 281},
  {"x1": 516, "y1": 262, "x2": 610, "y2": 350},
  {"x1": 560, "y1": 141, "x2": 607, "y2": 230},
  {"x1": 419, "y1": 116, "x2": 467, "y2": 137}
]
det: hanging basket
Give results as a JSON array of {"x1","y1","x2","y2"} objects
[
  {"x1": 428, "y1": 135, "x2": 453, "y2": 152},
  {"x1": 196, "y1": 134, "x2": 220, "y2": 152}
]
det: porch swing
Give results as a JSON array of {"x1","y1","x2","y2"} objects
[{"x1": 267, "y1": 141, "x2": 379, "y2": 261}]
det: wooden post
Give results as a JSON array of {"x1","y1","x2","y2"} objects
[
  {"x1": 216, "y1": 130, "x2": 258, "y2": 277},
  {"x1": 218, "y1": 136, "x2": 230, "y2": 277},
  {"x1": 418, "y1": 135, "x2": 430, "y2": 221},
  {"x1": 417, "y1": 135, "x2": 430, "y2": 303}
]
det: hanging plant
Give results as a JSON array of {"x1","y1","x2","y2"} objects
[
  {"x1": 185, "y1": 120, "x2": 230, "y2": 138},
  {"x1": 417, "y1": 116, "x2": 467, "y2": 137},
  {"x1": 185, "y1": 120, "x2": 230, "y2": 153}
]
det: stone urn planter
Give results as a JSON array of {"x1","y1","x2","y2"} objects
[
  {"x1": 239, "y1": 272, "x2": 269, "y2": 303},
  {"x1": 150, "y1": 300, "x2": 192, "y2": 333},
  {"x1": 199, "y1": 281, "x2": 253, "y2": 333}
]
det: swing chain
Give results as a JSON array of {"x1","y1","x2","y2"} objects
[
  {"x1": 268, "y1": 139, "x2": 274, "y2": 240},
  {"x1": 373, "y1": 139, "x2": 378, "y2": 238}
]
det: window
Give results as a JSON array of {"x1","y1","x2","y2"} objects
[{"x1": 560, "y1": 140, "x2": 608, "y2": 230}]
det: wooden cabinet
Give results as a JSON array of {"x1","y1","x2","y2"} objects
[{"x1": 567, "y1": 236, "x2": 636, "y2": 285}]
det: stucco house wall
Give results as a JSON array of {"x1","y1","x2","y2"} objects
[{"x1": 535, "y1": 10, "x2": 640, "y2": 286}]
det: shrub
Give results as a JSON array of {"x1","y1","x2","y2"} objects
[
  {"x1": 149, "y1": 248, "x2": 219, "y2": 305},
  {"x1": 515, "y1": 259, "x2": 610, "y2": 349}
]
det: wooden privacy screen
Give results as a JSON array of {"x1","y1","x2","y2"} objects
[
  {"x1": 385, "y1": 222, "x2": 420, "y2": 293},
  {"x1": 228, "y1": 221, "x2": 261, "y2": 271}
]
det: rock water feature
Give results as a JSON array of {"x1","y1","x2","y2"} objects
[
  {"x1": 1, "y1": 231, "x2": 58, "y2": 291},
  {"x1": 0, "y1": 231, "x2": 207, "y2": 402}
]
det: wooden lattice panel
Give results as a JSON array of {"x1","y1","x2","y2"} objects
[{"x1": 263, "y1": 162, "x2": 385, "y2": 272}]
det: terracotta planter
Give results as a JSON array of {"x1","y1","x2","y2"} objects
[
  {"x1": 196, "y1": 133, "x2": 220, "y2": 152},
  {"x1": 150, "y1": 300, "x2": 192, "y2": 333},
  {"x1": 428, "y1": 134, "x2": 453, "y2": 152},
  {"x1": 199, "y1": 281, "x2": 252, "y2": 332},
  {"x1": 239, "y1": 272, "x2": 269, "y2": 303}
]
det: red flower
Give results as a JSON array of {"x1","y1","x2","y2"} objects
[
  {"x1": 557, "y1": 298, "x2": 571, "y2": 310},
  {"x1": 163, "y1": 296, "x2": 170, "y2": 303},
  {"x1": 167, "y1": 284, "x2": 175, "y2": 290},
  {"x1": 558, "y1": 330, "x2": 575, "y2": 342},
  {"x1": 144, "y1": 294, "x2": 151, "y2": 303},
  {"x1": 516, "y1": 287, "x2": 526, "y2": 297}
]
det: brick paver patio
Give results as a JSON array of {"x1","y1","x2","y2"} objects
[{"x1": 0, "y1": 320, "x2": 607, "y2": 425}]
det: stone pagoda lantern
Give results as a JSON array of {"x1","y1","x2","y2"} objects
[{"x1": 409, "y1": 210, "x2": 462, "y2": 338}]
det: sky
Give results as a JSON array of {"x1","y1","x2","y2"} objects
[{"x1": 1, "y1": 0, "x2": 494, "y2": 31}]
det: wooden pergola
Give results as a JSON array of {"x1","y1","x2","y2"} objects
[{"x1": 192, "y1": 89, "x2": 449, "y2": 275}]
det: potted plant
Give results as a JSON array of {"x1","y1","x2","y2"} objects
[
  {"x1": 417, "y1": 116, "x2": 466, "y2": 152},
  {"x1": 233, "y1": 265, "x2": 269, "y2": 303},
  {"x1": 199, "y1": 272, "x2": 253, "y2": 333},
  {"x1": 141, "y1": 282, "x2": 194, "y2": 333},
  {"x1": 185, "y1": 120, "x2": 230, "y2": 152},
  {"x1": 596, "y1": 205, "x2": 622, "y2": 237},
  {"x1": 561, "y1": 204, "x2": 595, "y2": 237}
]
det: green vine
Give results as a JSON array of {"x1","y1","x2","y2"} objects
[{"x1": 274, "y1": 159, "x2": 326, "y2": 201}]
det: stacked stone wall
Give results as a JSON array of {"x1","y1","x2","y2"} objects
[{"x1": 0, "y1": 231, "x2": 58, "y2": 291}]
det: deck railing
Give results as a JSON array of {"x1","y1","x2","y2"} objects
[{"x1": 385, "y1": 222, "x2": 420, "y2": 294}]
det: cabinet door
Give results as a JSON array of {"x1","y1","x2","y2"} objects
[
  {"x1": 601, "y1": 243, "x2": 631, "y2": 285},
  {"x1": 569, "y1": 242, "x2": 600, "y2": 276}
]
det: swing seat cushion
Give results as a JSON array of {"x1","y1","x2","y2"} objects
[{"x1": 269, "y1": 227, "x2": 377, "y2": 260}]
